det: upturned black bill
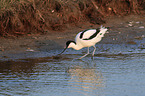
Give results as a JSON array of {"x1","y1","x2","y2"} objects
[{"x1": 58, "y1": 47, "x2": 67, "y2": 55}]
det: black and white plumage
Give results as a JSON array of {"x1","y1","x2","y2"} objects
[{"x1": 59, "y1": 25, "x2": 108, "y2": 59}]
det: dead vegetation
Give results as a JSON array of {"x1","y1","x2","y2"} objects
[{"x1": 0, "y1": 0, "x2": 145, "y2": 37}]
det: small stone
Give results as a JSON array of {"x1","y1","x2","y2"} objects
[
  {"x1": 128, "y1": 24, "x2": 133, "y2": 26},
  {"x1": 136, "y1": 21, "x2": 140, "y2": 24},
  {"x1": 26, "y1": 48, "x2": 34, "y2": 52},
  {"x1": 142, "y1": 35, "x2": 145, "y2": 38},
  {"x1": 139, "y1": 26, "x2": 144, "y2": 29}
]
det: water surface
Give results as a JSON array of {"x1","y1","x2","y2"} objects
[{"x1": 0, "y1": 44, "x2": 145, "y2": 96}]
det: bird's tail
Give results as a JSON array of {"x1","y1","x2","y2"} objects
[
  {"x1": 100, "y1": 25, "x2": 108, "y2": 31},
  {"x1": 99, "y1": 25, "x2": 108, "y2": 37}
]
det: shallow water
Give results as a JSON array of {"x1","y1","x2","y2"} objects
[{"x1": 0, "y1": 44, "x2": 145, "y2": 96}]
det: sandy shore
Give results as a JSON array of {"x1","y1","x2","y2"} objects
[{"x1": 0, "y1": 15, "x2": 145, "y2": 60}]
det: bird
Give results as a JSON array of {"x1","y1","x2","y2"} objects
[{"x1": 59, "y1": 25, "x2": 108, "y2": 59}]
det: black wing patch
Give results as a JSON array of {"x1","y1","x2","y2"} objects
[
  {"x1": 83, "y1": 28, "x2": 100, "y2": 40},
  {"x1": 80, "y1": 29, "x2": 90, "y2": 39}
]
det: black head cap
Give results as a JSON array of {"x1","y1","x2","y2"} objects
[
  {"x1": 58, "y1": 40, "x2": 76, "y2": 55},
  {"x1": 66, "y1": 40, "x2": 76, "y2": 48}
]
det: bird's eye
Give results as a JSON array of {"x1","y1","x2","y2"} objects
[{"x1": 100, "y1": 33, "x2": 102, "y2": 35}]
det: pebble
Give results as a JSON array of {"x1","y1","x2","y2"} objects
[
  {"x1": 139, "y1": 26, "x2": 144, "y2": 29},
  {"x1": 128, "y1": 24, "x2": 133, "y2": 27},
  {"x1": 136, "y1": 21, "x2": 140, "y2": 24},
  {"x1": 129, "y1": 21, "x2": 134, "y2": 24},
  {"x1": 118, "y1": 32, "x2": 121, "y2": 34},
  {"x1": 142, "y1": 35, "x2": 145, "y2": 38},
  {"x1": 26, "y1": 48, "x2": 34, "y2": 52}
]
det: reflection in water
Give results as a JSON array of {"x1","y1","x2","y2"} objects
[
  {"x1": 0, "y1": 57, "x2": 105, "y2": 96},
  {"x1": 68, "y1": 66, "x2": 104, "y2": 96},
  {"x1": 1, "y1": 52, "x2": 145, "y2": 96}
]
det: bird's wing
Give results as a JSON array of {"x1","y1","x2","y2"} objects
[{"x1": 80, "y1": 29, "x2": 99, "y2": 40}]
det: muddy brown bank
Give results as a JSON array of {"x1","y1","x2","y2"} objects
[{"x1": 0, "y1": 15, "x2": 145, "y2": 60}]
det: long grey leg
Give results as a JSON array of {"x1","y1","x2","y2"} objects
[
  {"x1": 79, "y1": 47, "x2": 90, "y2": 59},
  {"x1": 92, "y1": 45, "x2": 96, "y2": 59}
]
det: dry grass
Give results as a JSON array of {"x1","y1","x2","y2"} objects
[{"x1": 0, "y1": 0, "x2": 145, "y2": 37}]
